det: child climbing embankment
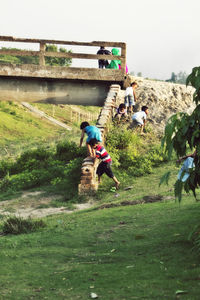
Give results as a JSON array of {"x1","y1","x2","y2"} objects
[
  {"x1": 79, "y1": 122, "x2": 102, "y2": 157},
  {"x1": 89, "y1": 138, "x2": 120, "y2": 189}
]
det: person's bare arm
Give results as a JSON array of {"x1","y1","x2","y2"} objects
[
  {"x1": 176, "y1": 150, "x2": 196, "y2": 164},
  {"x1": 133, "y1": 90, "x2": 137, "y2": 102},
  {"x1": 79, "y1": 130, "x2": 85, "y2": 147}
]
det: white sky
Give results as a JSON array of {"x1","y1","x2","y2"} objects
[{"x1": 0, "y1": 0, "x2": 200, "y2": 80}]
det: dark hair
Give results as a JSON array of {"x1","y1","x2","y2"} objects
[
  {"x1": 141, "y1": 106, "x2": 148, "y2": 112},
  {"x1": 88, "y1": 138, "x2": 98, "y2": 146},
  {"x1": 119, "y1": 103, "x2": 126, "y2": 110},
  {"x1": 131, "y1": 82, "x2": 137, "y2": 86},
  {"x1": 80, "y1": 121, "x2": 89, "y2": 130}
]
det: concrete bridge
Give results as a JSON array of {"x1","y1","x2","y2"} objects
[{"x1": 0, "y1": 36, "x2": 126, "y2": 106}]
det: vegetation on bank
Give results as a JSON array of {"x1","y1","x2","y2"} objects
[
  {"x1": 0, "y1": 88, "x2": 200, "y2": 298},
  {"x1": 0, "y1": 118, "x2": 167, "y2": 202},
  {"x1": 0, "y1": 44, "x2": 72, "y2": 67},
  {"x1": 0, "y1": 101, "x2": 100, "y2": 158},
  {"x1": 162, "y1": 66, "x2": 200, "y2": 201}
]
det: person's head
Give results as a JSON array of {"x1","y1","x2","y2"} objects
[
  {"x1": 119, "y1": 103, "x2": 126, "y2": 112},
  {"x1": 112, "y1": 48, "x2": 120, "y2": 56},
  {"x1": 88, "y1": 138, "x2": 99, "y2": 149},
  {"x1": 100, "y1": 46, "x2": 105, "y2": 49},
  {"x1": 131, "y1": 82, "x2": 138, "y2": 88},
  {"x1": 141, "y1": 106, "x2": 148, "y2": 114},
  {"x1": 80, "y1": 121, "x2": 90, "y2": 130}
]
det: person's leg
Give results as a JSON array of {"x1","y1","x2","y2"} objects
[
  {"x1": 112, "y1": 176, "x2": 120, "y2": 189},
  {"x1": 105, "y1": 163, "x2": 120, "y2": 189},
  {"x1": 98, "y1": 61, "x2": 104, "y2": 69},
  {"x1": 86, "y1": 142, "x2": 93, "y2": 157},
  {"x1": 128, "y1": 96, "x2": 134, "y2": 115},
  {"x1": 97, "y1": 162, "x2": 104, "y2": 183},
  {"x1": 98, "y1": 175, "x2": 102, "y2": 183},
  {"x1": 116, "y1": 114, "x2": 121, "y2": 123},
  {"x1": 124, "y1": 96, "x2": 129, "y2": 113}
]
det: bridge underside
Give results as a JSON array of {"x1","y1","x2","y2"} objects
[{"x1": 0, "y1": 64, "x2": 124, "y2": 106}]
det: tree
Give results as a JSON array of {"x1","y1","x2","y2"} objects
[
  {"x1": 45, "y1": 44, "x2": 72, "y2": 67},
  {"x1": 176, "y1": 71, "x2": 188, "y2": 84},
  {"x1": 170, "y1": 72, "x2": 177, "y2": 83},
  {"x1": 137, "y1": 72, "x2": 142, "y2": 77},
  {"x1": 0, "y1": 47, "x2": 38, "y2": 65},
  {"x1": 161, "y1": 67, "x2": 200, "y2": 201},
  {"x1": 166, "y1": 71, "x2": 188, "y2": 84},
  {"x1": 0, "y1": 46, "x2": 72, "y2": 67}
]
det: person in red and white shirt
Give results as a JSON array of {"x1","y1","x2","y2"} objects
[{"x1": 89, "y1": 138, "x2": 120, "y2": 189}]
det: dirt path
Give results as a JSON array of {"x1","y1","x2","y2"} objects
[{"x1": 0, "y1": 191, "x2": 94, "y2": 219}]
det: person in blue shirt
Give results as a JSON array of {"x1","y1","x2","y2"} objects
[{"x1": 79, "y1": 121, "x2": 102, "y2": 157}]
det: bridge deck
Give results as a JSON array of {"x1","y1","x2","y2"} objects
[
  {"x1": 0, "y1": 36, "x2": 126, "y2": 84},
  {"x1": 0, "y1": 63, "x2": 124, "y2": 82}
]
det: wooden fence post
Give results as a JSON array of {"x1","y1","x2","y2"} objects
[{"x1": 39, "y1": 42, "x2": 45, "y2": 66}]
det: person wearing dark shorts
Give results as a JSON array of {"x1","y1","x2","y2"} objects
[{"x1": 89, "y1": 138, "x2": 120, "y2": 189}]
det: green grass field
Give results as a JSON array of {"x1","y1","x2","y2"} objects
[
  {"x1": 0, "y1": 160, "x2": 199, "y2": 299},
  {"x1": 0, "y1": 195, "x2": 199, "y2": 299},
  {"x1": 0, "y1": 101, "x2": 200, "y2": 299}
]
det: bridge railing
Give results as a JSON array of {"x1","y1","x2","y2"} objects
[{"x1": 0, "y1": 36, "x2": 126, "y2": 77}]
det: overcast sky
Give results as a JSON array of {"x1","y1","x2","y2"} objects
[{"x1": 1, "y1": 0, "x2": 200, "y2": 80}]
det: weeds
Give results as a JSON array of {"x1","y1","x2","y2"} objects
[
  {"x1": 106, "y1": 125, "x2": 168, "y2": 176},
  {"x1": 1, "y1": 216, "x2": 46, "y2": 235}
]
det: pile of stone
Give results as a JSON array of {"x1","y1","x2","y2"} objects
[{"x1": 123, "y1": 76, "x2": 195, "y2": 134}]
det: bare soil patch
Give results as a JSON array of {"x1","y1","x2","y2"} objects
[{"x1": 0, "y1": 191, "x2": 94, "y2": 219}]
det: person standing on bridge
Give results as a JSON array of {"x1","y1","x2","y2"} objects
[
  {"x1": 97, "y1": 46, "x2": 111, "y2": 69},
  {"x1": 80, "y1": 122, "x2": 102, "y2": 157},
  {"x1": 106, "y1": 48, "x2": 121, "y2": 70}
]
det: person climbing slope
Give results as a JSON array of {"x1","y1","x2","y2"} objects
[
  {"x1": 89, "y1": 138, "x2": 120, "y2": 189},
  {"x1": 79, "y1": 122, "x2": 102, "y2": 157}
]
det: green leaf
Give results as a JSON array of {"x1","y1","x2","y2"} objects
[
  {"x1": 175, "y1": 290, "x2": 188, "y2": 295},
  {"x1": 174, "y1": 180, "x2": 183, "y2": 203},
  {"x1": 159, "y1": 171, "x2": 171, "y2": 187}
]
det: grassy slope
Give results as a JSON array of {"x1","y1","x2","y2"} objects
[
  {"x1": 0, "y1": 162, "x2": 199, "y2": 299},
  {"x1": 1, "y1": 101, "x2": 200, "y2": 299},
  {"x1": 0, "y1": 101, "x2": 100, "y2": 158}
]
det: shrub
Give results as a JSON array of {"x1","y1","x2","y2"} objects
[
  {"x1": 2, "y1": 216, "x2": 46, "y2": 235},
  {"x1": 106, "y1": 124, "x2": 167, "y2": 178},
  {"x1": 55, "y1": 158, "x2": 83, "y2": 199},
  {"x1": 188, "y1": 224, "x2": 200, "y2": 255},
  {"x1": 146, "y1": 145, "x2": 168, "y2": 166},
  {"x1": 106, "y1": 127, "x2": 141, "y2": 151},
  {"x1": 56, "y1": 140, "x2": 86, "y2": 162},
  {"x1": 0, "y1": 159, "x2": 13, "y2": 179},
  {"x1": 13, "y1": 147, "x2": 54, "y2": 173}
]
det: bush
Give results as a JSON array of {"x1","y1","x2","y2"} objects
[
  {"x1": 2, "y1": 216, "x2": 46, "y2": 235},
  {"x1": 188, "y1": 224, "x2": 200, "y2": 255},
  {"x1": 56, "y1": 140, "x2": 86, "y2": 162},
  {"x1": 0, "y1": 159, "x2": 13, "y2": 179},
  {"x1": 106, "y1": 127, "x2": 141, "y2": 151},
  {"x1": 106, "y1": 125, "x2": 167, "y2": 178},
  {"x1": 13, "y1": 147, "x2": 54, "y2": 173},
  {"x1": 54, "y1": 158, "x2": 83, "y2": 199}
]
